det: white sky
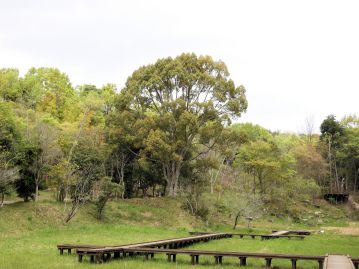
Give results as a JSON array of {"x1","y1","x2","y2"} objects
[{"x1": 1, "y1": 0, "x2": 358, "y2": 133}]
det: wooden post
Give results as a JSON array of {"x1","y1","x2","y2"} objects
[
  {"x1": 265, "y1": 258, "x2": 272, "y2": 268},
  {"x1": 291, "y1": 259, "x2": 297, "y2": 269},
  {"x1": 213, "y1": 256, "x2": 223, "y2": 264},
  {"x1": 78, "y1": 254, "x2": 83, "y2": 263},
  {"x1": 60, "y1": 249, "x2": 64, "y2": 255},
  {"x1": 173, "y1": 254, "x2": 177, "y2": 262},
  {"x1": 114, "y1": 252, "x2": 120, "y2": 259},
  {"x1": 151, "y1": 253, "x2": 154, "y2": 259},
  {"x1": 68, "y1": 249, "x2": 71, "y2": 254},
  {"x1": 239, "y1": 257, "x2": 247, "y2": 266},
  {"x1": 167, "y1": 254, "x2": 171, "y2": 262},
  {"x1": 191, "y1": 255, "x2": 195, "y2": 265},
  {"x1": 318, "y1": 260, "x2": 323, "y2": 269},
  {"x1": 90, "y1": 255, "x2": 95, "y2": 263},
  {"x1": 195, "y1": 255, "x2": 199, "y2": 264},
  {"x1": 95, "y1": 253, "x2": 103, "y2": 264}
]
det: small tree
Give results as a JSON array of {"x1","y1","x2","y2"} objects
[
  {"x1": 228, "y1": 193, "x2": 263, "y2": 230},
  {"x1": 95, "y1": 177, "x2": 121, "y2": 220},
  {"x1": 15, "y1": 144, "x2": 37, "y2": 202},
  {"x1": 30, "y1": 121, "x2": 62, "y2": 201},
  {"x1": 64, "y1": 173, "x2": 92, "y2": 223},
  {"x1": 0, "y1": 151, "x2": 19, "y2": 207}
]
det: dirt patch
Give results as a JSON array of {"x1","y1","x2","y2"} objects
[
  {"x1": 324, "y1": 226, "x2": 359, "y2": 235},
  {"x1": 141, "y1": 211, "x2": 153, "y2": 218},
  {"x1": 349, "y1": 196, "x2": 359, "y2": 210}
]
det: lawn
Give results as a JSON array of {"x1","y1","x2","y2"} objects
[
  {"x1": 1, "y1": 193, "x2": 359, "y2": 269},
  {"x1": 2, "y1": 222, "x2": 359, "y2": 269}
]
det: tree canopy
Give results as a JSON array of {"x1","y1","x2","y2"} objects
[
  {"x1": 113, "y1": 53, "x2": 247, "y2": 196},
  {"x1": 1, "y1": 55, "x2": 359, "y2": 224}
]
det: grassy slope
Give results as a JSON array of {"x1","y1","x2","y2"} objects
[{"x1": 1, "y1": 191, "x2": 359, "y2": 269}]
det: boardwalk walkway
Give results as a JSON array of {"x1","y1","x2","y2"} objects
[
  {"x1": 190, "y1": 231, "x2": 306, "y2": 240},
  {"x1": 324, "y1": 255, "x2": 355, "y2": 269}
]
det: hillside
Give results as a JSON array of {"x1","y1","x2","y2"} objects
[
  {"x1": 1, "y1": 190, "x2": 358, "y2": 235},
  {"x1": 1, "y1": 192, "x2": 359, "y2": 269}
]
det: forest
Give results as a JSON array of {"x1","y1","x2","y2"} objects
[{"x1": 1, "y1": 53, "x2": 359, "y2": 224}]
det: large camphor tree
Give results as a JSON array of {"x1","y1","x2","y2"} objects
[{"x1": 114, "y1": 53, "x2": 247, "y2": 196}]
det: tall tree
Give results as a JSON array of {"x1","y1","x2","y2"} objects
[
  {"x1": 0, "y1": 102, "x2": 21, "y2": 205},
  {"x1": 21, "y1": 67, "x2": 76, "y2": 120},
  {"x1": 0, "y1": 68, "x2": 21, "y2": 101},
  {"x1": 320, "y1": 115, "x2": 344, "y2": 192},
  {"x1": 339, "y1": 115, "x2": 359, "y2": 191},
  {"x1": 0, "y1": 156, "x2": 19, "y2": 207},
  {"x1": 30, "y1": 120, "x2": 62, "y2": 201},
  {"x1": 114, "y1": 53, "x2": 247, "y2": 196}
]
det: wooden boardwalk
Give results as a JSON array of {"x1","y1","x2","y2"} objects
[
  {"x1": 58, "y1": 231, "x2": 359, "y2": 268},
  {"x1": 324, "y1": 255, "x2": 355, "y2": 269},
  {"x1": 124, "y1": 247, "x2": 327, "y2": 268},
  {"x1": 74, "y1": 233, "x2": 231, "y2": 263},
  {"x1": 189, "y1": 231, "x2": 306, "y2": 240},
  {"x1": 58, "y1": 233, "x2": 230, "y2": 255}
]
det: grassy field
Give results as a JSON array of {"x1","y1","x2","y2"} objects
[{"x1": 1, "y1": 191, "x2": 359, "y2": 269}]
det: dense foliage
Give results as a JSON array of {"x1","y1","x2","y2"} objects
[{"x1": 0, "y1": 54, "x2": 358, "y2": 222}]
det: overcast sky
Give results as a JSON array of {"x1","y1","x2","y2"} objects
[{"x1": 1, "y1": 0, "x2": 358, "y2": 133}]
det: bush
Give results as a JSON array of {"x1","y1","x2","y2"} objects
[{"x1": 181, "y1": 191, "x2": 209, "y2": 221}]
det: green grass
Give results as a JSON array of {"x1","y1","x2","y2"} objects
[{"x1": 1, "y1": 191, "x2": 359, "y2": 269}]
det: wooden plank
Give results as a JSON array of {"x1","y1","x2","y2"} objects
[
  {"x1": 63, "y1": 232, "x2": 229, "y2": 254},
  {"x1": 272, "y1": 230, "x2": 311, "y2": 235},
  {"x1": 191, "y1": 232, "x2": 305, "y2": 239},
  {"x1": 75, "y1": 233, "x2": 230, "y2": 256},
  {"x1": 127, "y1": 247, "x2": 326, "y2": 260},
  {"x1": 57, "y1": 244, "x2": 104, "y2": 249},
  {"x1": 324, "y1": 255, "x2": 355, "y2": 269},
  {"x1": 271, "y1": 230, "x2": 290, "y2": 236}
]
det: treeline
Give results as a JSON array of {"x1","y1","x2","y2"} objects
[{"x1": 0, "y1": 53, "x2": 358, "y2": 222}]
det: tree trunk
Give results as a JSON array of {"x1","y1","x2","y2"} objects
[
  {"x1": 210, "y1": 159, "x2": 225, "y2": 195},
  {"x1": 0, "y1": 192, "x2": 4, "y2": 207},
  {"x1": 64, "y1": 202, "x2": 79, "y2": 223},
  {"x1": 164, "y1": 161, "x2": 181, "y2": 197},
  {"x1": 333, "y1": 158, "x2": 340, "y2": 192},
  {"x1": 327, "y1": 138, "x2": 333, "y2": 193},
  {"x1": 210, "y1": 180, "x2": 214, "y2": 194},
  {"x1": 252, "y1": 173, "x2": 256, "y2": 194},
  {"x1": 259, "y1": 177, "x2": 264, "y2": 194},
  {"x1": 58, "y1": 184, "x2": 66, "y2": 202},
  {"x1": 233, "y1": 212, "x2": 240, "y2": 229},
  {"x1": 354, "y1": 164, "x2": 358, "y2": 192},
  {"x1": 34, "y1": 183, "x2": 39, "y2": 202}
]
